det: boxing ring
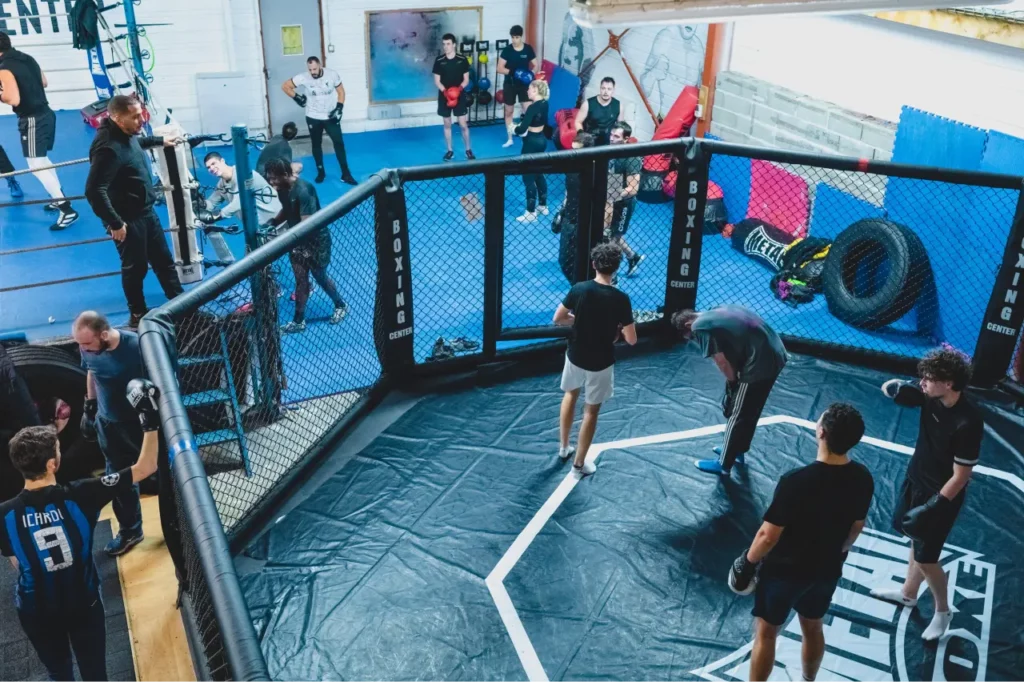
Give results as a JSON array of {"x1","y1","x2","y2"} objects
[{"x1": 134, "y1": 137, "x2": 1024, "y2": 681}]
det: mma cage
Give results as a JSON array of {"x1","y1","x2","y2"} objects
[{"x1": 138, "y1": 137, "x2": 1024, "y2": 681}]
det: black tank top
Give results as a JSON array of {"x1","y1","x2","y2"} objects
[
  {"x1": 585, "y1": 96, "x2": 620, "y2": 134},
  {"x1": 0, "y1": 49, "x2": 49, "y2": 117}
]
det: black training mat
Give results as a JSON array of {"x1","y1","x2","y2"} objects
[
  {"x1": 0, "y1": 520, "x2": 136, "y2": 681},
  {"x1": 237, "y1": 345, "x2": 1024, "y2": 681}
]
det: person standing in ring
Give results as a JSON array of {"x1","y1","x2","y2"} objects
[{"x1": 84, "y1": 95, "x2": 183, "y2": 328}]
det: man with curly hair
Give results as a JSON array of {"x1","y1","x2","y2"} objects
[
  {"x1": 553, "y1": 243, "x2": 637, "y2": 476},
  {"x1": 870, "y1": 346, "x2": 983, "y2": 642}
]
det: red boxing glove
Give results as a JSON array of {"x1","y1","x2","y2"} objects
[{"x1": 444, "y1": 86, "x2": 462, "y2": 108}]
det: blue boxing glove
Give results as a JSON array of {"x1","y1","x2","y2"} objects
[
  {"x1": 328, "y1": 102, "x2": 344, "y2": 123},
  {"x1": 126, "y1": 378, "x2": 161, "y2": 432},
  {"x1": 292, "y1": 93, "x2": 308, "y2": 108},
  {"x1": 881, "y1": 378, "x2": 926, "y2": 407},
  {"x1": 727, "y1": 552, "x2": 759, "y2": 595},
  {"x1": 901, "y1": 493, "x2": 952, "y2": 542},
  {"x1": 80, "y1": 397, "x2": 98, "y2": 442}
]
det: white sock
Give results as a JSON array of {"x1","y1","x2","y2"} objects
[
  {"x1": 26, "y1": 157, "x2": 65, "y2": 200},
  {"x1": 869, "y1": 586, "x2": 918, "y2": 607},
  {"x1": 922, "y1": 610, "x2": 952, "y2": 641},
  {"x1": 558, "y1": 445, "x2": 575, "y2": 460}
]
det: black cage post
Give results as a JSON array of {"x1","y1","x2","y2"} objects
[
  {"x1": 373, "y1": 170, "x2": 416, "y2": 376},
  {"x1": 483, "y1": 170, "x2": 506, "y2": 359},
  {"x1": 664, "y1": 139, "x2": 709, "y2": 317},
  {"x1": 973, "y1": 182, "x2": 1024, "y2": 386}
]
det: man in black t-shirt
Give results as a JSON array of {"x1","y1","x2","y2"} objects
[
  {"x1": 498, "y1": 25, "x2": 537, "y2": 148},
  {"x1": 553, "y1": 243, "x2": 636, "y2": 476},
  {"x1": 554, "y1": 132, "x2": 596, "y2": 285},
  {"x1": 672, "y1": 305, "x2": 788, "y2": 476},
  {"x1": 728, "y1": 403, "x2": 873, "y2": 682},
  {"x1": 606, "y1": 123, "x2": 644, "y2": 277},
  {"x1": 432, "y1": 33, "x2": 474, "y2": 162},
  {"x1": 870, "y1": 347, "x2": 982, "y2": 642},
  {"x1": 265, "y1": 158, "x2": 348, "y2": 334},
  {"x1": 0, "y1": 32, "x2": 78, "y2": 230},
  {"x1": 0, "y1": 380, "x2": 160, "y2": 682}
]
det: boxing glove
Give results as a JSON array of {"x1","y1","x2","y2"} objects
[
  {"x1": 722, "y1": 381, "x2": 739, "y2": 419},
  {"x1": 292, "y1": 93, "x2": 308, "y2": 108},
  {"x1": 329, "y1": 102, "x2": 344, "y2": 123},
  {"x1": 81, "y1": 397, "x2": 98, "y2": 442},
  {"x1": 196, "y1": 209, "x2": 222, "y2": 225},
  {"x1": 881, "y1": 379, "x2": 925, "y2": 407},
  {"x1": 901, "y1": 493, "x2": 951, "y2": 542},
  {"x1": 126, "y1": 378, "x2": 161, "y2": 432},
  {"x1": 728, "y1": 552, "x2": 758, "y2": 595}
]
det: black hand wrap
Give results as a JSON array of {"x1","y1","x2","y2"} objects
[
  {"x1": 901, "y1": 493, "x2": 951, "y2": 542},
  {"x1": 329, "y1": 102, "x2": 344, "y2": 122},
  {"x1": 126, "y1": 378, "x2": 161, "y2": 433},
  {"x1": 81, "y1": 397, "x2": 98, "y2": 442},
  {"x1": 728, "y1": 552, "x2": 759, "y2": 595},
  {"x1": 292, "y1": 93, "x2": 308, "y2": 108}
]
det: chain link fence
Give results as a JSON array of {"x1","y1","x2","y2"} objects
[
  {"x1": 700, "y1": 151, "x2": 1020, "y2": 360},
  {"x1": 139, "y1": 137, "x2": 1024, "y2": 680},
  {"x1": 609, "y1": 150, "x2": 671, "y2": 324},
  {"x1": 403, "y1": 175, "x2": 488, "y2": 363},
  {"x1": 172, "y1": 195, "x2": 382, "y2": 535}
]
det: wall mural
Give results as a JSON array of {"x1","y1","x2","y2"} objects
[
  {"x1": 544, "y1": 0, "x2": 707, "y2": 139},
  {"x1": 366, "y1": 8, "x2": 482, "y2": 104}
]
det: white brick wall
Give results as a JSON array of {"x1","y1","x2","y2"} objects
[
  {"x1": 0, "y1": 0, "x2": 256, "y2": 135},
  {"x1": 728, "y1": 13, "x2": 1024, "y2": 140},
  {"x1": 711, "y1": 71, "x2": 897, "y2": 162}
]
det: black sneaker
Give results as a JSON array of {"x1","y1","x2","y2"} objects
[
  {"x1": 443, "y1": 151, "x2": 455, "y2": 162},
  {"x1": 341, "y1": 173, "x2": 358, "y2": 186},
  {"x1": 50, "y1": 204, "x2": 79, "y2": 231},
  {"x1": 465, "y1": 150, "x2": 476, "y2": 160},
  {"x1": 127, "y1": 312, "x2": 146, "y2": 329},
  {"x1": 626, "y1": 254, "x2": 646, "y2": 277},
  {"x1": 44, "y1": 201, "x2": 61, "y2": 212},
  {"x1": 314, "y1": 168, "x2": 326, "y2": 183},
  {"x1": 105, "y1": 531, "x2": 144, "y2": 557}
]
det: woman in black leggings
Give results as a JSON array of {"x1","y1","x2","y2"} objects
[{"x1": 514, "y1": 80, "x2": 550, "y2": 223}]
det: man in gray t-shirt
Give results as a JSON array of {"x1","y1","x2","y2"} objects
[{"x1": 672, "y1": 305, "x2": 788, "y2": 475}]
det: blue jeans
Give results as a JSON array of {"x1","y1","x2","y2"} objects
[
  {"x1": 96, "y1": 416, "x2": 143, "y2": 536},
  {"x1": 19, "y1": 597, "x2": 108, "y2": 681}
]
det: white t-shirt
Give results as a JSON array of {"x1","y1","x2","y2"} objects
[
  {"x1": 206, "y1": 170, "x2": 282, "y2": 226},
  {"x1": 292, "y1": 68, "x2": 342, "y2": 120}
]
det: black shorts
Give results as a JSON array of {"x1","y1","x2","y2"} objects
[
  {"x1": 892, "y1": 477, "x2": 963, "y2": 564},
  {"x1": 18, "y1": 108, "x2": 57, "y2": 158},
  {"x1": 609, "y1": 199, "x2": 635, "y2": 238},
  {"x1": 503, "y1": 81, "x2": 530, "y2": 106},
  {"x1": 437, "y1": 92, "x2": 468, "y2": 119},
  {"x1": 753, "y1": 574, "x2": 839, "y2": 627}
]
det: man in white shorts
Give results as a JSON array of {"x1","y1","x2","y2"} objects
[{"x1": 553, "y1": 242, "x2": 636, "y2": 475}]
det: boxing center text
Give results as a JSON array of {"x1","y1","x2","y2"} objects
[
  {"x1": 670, "y1": 179, "x2": 700, "y2": 290},
  {"x1": 984, "y1": 238, "x2": 1023, "y2": 337},
  {"x1": 388, "y1": 216, "x2": 414, "y2": 341}
]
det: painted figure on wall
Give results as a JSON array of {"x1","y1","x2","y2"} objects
[{"x1": 640, "y1": 25, "x2": 706, "y2": 120}]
